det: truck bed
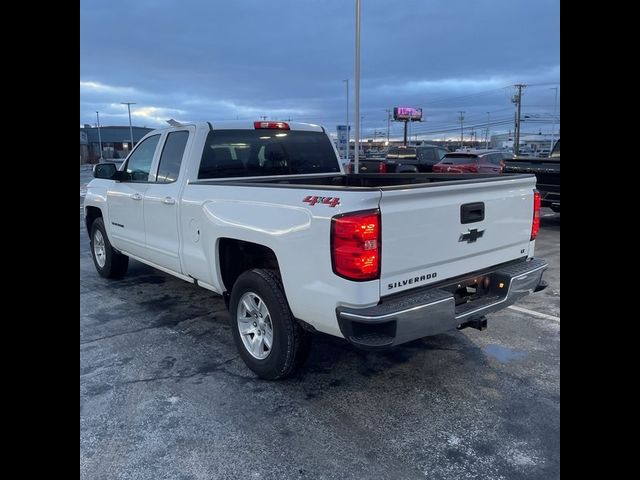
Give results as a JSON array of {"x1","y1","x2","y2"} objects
[{"x1": 191, "y1": 172, "x2": 533, "y2": 190}]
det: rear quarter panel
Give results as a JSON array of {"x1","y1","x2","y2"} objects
[{"x1": 180, "y1": 183, "x2": 382, "y2": 337}]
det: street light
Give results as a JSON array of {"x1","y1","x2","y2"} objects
[
  {"x1": 354, "y1": 0, "x2": 361, "y2": 173},
  {"x1": 121, "y1": 102, "x2": 136, "y2": 148},
  {"x1": 343, "y1": 79, "x2": 349, "y2": 160},
  {"x1": 549, "y1": 87, "x2": 558, "y2": 151},
  {"x1": 485, "y1": 112, "x2": 491, "y2": 149},
  {"x1": 96, "y1": 111, "x2": 103, "y2": 162}
]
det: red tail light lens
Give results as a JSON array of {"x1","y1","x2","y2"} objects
[
  {"x1": 378, "y1": 162, "x2": 387, "y2": 173},
  {"x1": 254, "y1": 121, "x2": 290, "y2": 130},
  {"x1": 331, "y1": 210, "x2": 381, "y2": 281},
  {"x1": 531, "y1": 190, "x2": 541, "y2": 240}
]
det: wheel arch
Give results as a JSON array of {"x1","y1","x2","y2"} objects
[
  {"x1": 85, "y1": 206, "x2": 103, "y2": 235},
  {"x1": 218, "y1": 238, "x2": 281, "y2": 293}
]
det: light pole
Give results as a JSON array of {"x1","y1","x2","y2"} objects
[
  {"x1": 458, "y1": 111, "x2": 465, "y2": 149},
  {"x1": 121, "y1": 102, "x2": 136, "y2": 149},
  {"x1": 354, "y1": 0, "x2": 361, "y2": 173},
  {"x1": 343, "y1": 79, "x2": 350, "y2": 160},
  {"x1": 96, "y1": 111, "x2": 103, "y2": 162},
  {"x1": 550, "y1": 87, "x2": 558, "y2": 151},
  {"x1": 386, "y1": 109, "x2": 391, "y2": 143},
  {"x1": 485, "y1": 112, "x2": 491, "y2": 149}
]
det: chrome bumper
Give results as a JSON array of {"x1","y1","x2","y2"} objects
[{"x1": 336, "y1": 258, "x2": 548, "y2": 350}]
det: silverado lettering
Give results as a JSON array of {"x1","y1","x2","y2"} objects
[{"x1": 388, "y1": 272, "x2": 437, "y2": 290}]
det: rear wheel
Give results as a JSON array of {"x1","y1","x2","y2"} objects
[
  {"x1": 229, "y1": 269, "x2": 311, "y2": 380},
  {"x1": 90, "y1": 217, "x2": 129, "y2": 278}
]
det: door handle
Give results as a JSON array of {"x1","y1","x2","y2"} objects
[
  {"x1": 162, "y1": 196, "x2": 176, "y2": 205},
  {"x1": 130, "y1": 193, "x2": 142, "y2": 201}
]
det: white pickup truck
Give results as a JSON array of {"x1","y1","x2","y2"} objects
[{"x1": 84, "y1": 121, "x2": 547, "y2": 379}]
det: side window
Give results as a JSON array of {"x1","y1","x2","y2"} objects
[
  {"x1": 124, "y1": 135, "x2": 160, "y2": 182},
  {"x1": 438, "y1": 149, "x2": 448, "y2": 160},
  {"x1": 156, "y1": 131, "x2": 189, "y2": 183},
  {"x1": 419, "y1": 149, "x2": 436, "y2": 162}
]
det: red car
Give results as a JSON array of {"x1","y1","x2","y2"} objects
[{"x1": 432, "y1": 150, "x2": 507, "y2": 174}]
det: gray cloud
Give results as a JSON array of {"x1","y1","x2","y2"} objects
[{"x1": 80, "y1": 0, "x2": 559, "y2": 139}]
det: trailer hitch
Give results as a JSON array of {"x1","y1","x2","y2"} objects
[{"x1": 457, "y1": 316, "x2": 487, "y2": 331}]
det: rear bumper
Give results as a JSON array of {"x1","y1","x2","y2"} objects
[{"x1": 336, "y1": 258, "x2": 547, "y2": 350}]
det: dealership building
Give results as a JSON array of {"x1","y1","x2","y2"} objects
[{"x1": 80, "y1": 125, "x2": 153, "y2": 164}]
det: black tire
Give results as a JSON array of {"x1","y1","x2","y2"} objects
[
  {"x1": 90, "y1": 217, "x2": 129, "y2": 279},
  {"x1": 229, "y1": 269, "x2": 311, "y2": 380}
]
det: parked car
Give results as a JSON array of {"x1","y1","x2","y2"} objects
[
  {"x1": 504, "y1": 139, "x2": 559, "y2": 212},
  {"x1": 85, "y1": 121, "x2": 547, "y2": 379},
  {"x1": 432, "y1": 150, "x2": 506, "y2": 174},
  {"x1": 345, "y1": 144, "x2": 449, "y2": 173}
]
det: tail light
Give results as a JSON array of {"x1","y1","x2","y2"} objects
[
  {"x1": 254, "y1": 121, "x2": 290, "y2": 130},
  {"x1": 331, "y1": 210, "x2": 381, "y2": 281},
  {"x1": 531, "y1": 190, "x2": 541, "y2": 240},
  {"x1": 378, "y1": 162, "x2": 387, "y2": 173}
]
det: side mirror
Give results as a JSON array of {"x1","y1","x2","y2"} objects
[{"x1": 93, "y1": 163, "x2": 122, "y2": 180}]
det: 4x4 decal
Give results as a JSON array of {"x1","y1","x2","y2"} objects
[{"x1": 303, "y1": 195, "x2": 341, "y2": 208}]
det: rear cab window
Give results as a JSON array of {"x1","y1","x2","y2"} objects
[
  {"x1": 386, "y1": 147, "x2": 416, "y2": 159},
  {"x1": 156, "y1": 131, "x2": 190, "y2": 183},
  {"x1": 198, "y1": 129, "x2": 340, "y2": 179}
]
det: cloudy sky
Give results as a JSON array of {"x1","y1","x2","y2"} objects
[{"x1": 80, "y1": 0, "x2": 559, "y2": 141}]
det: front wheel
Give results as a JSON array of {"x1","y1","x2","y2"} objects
[
  {"x1": 229, "y1": 269, "x2": 311, "y2": 380},
  {"x1": 90, "y1": 217, "x2": 129, "y2": 278}
]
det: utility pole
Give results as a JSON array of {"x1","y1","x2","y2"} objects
[
  {"x1": 512, "y1": 84, "x2": 526, "y2": 156},
  {"x1": 458, "y1": 111, "x2": 465, "y2": 149},
  {"x1": 485, "y1": 112, "x2": 490, "y2": 149},
  {"x1": 96, "y1": 111, "x2": 103, "y2": 162},
  {"x1": 386, "y1": 109, "x2": 391, "y2": 143},
  {"x1": 550, "y1": 87, "x2": 558, "y2": 151},
  {"x1": 354, "y1": 0, "x2": 361, "y2": 173},
  {"x1": 343, "y1": 79, "x2": 350, "y2": 160},
  {"x1": 121, "y1": 102, "x2": 136, "y2": 148}
]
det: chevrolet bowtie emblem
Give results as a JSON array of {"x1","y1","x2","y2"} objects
[{"x1": 459, "y1": 228, "x2": 485, "y2": 243}]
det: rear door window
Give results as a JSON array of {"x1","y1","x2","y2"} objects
[
  {"x1": 417, "y1": 148, "x2": 436, "y2": 163},
  {"x1": 488, "y1": 154, "x2": 502, "y2": 165},
  {"x1": 156, "y1": 131, "x2": 189, "y2": 183}
]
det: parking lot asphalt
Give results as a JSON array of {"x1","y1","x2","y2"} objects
[{"x1": 80, "y1": 179, "x2": 560, "y2": 480}]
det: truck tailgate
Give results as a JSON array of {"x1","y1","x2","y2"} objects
[{"x1": 379, "y1": 176, "x2": 536, "y2": 296}]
